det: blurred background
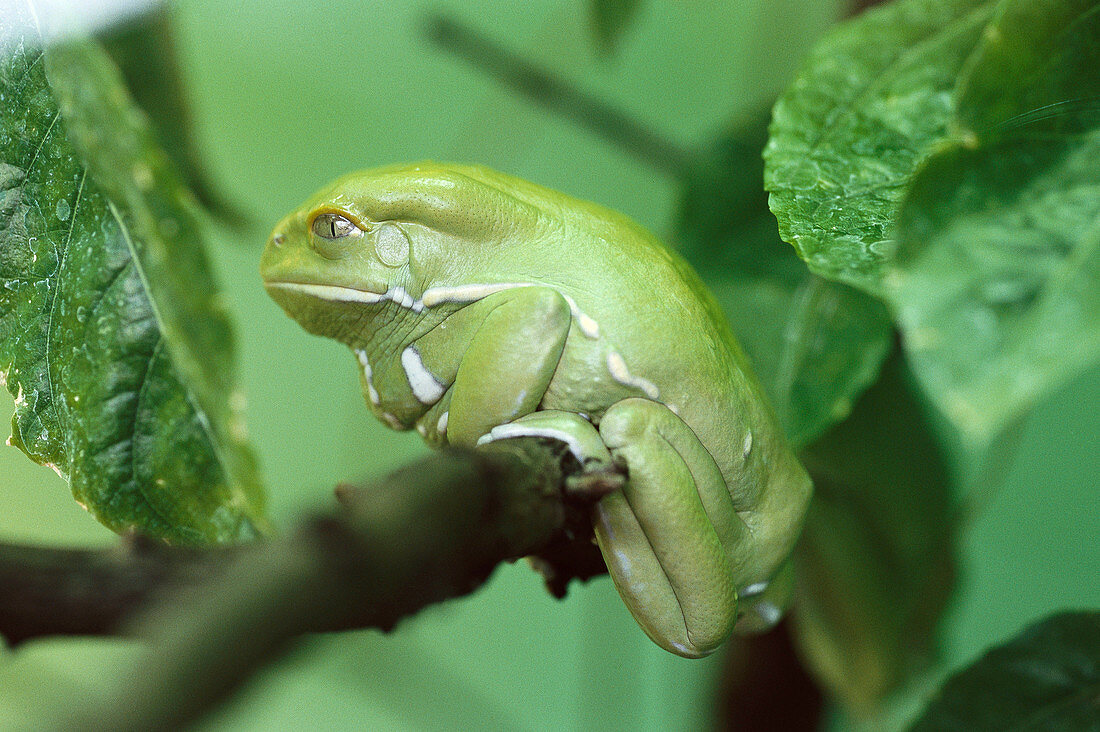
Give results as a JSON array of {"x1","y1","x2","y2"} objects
[{"x1": 1, "y1": 0, "x2": 1098, "y2": 729}]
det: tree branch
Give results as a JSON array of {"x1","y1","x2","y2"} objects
[
  {"x1": 423, "y1": 13, "x2": 698, "y2": 180},
  {"x1": 0, "y1": 537, "x2": 240, "y2": 646},
  {"x1": 1, "y1": 439, "x2": 621, "y2": 731}
]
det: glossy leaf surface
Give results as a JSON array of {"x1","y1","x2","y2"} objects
[
  {"x1": 764, "y1": 0, "x2": 995, "y2": 293},
  {"x1": 912, "y1": 611, "x2": 1100, "y2": 731},
  {"x1": 0, "y1": 15, "x2": 266, "y2": 542},
  {"x1": 792, "y1": 353, "x2": 958, "y2": 713}
]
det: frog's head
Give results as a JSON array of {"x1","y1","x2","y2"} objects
[{"x1": 261, "y1": 161, "x2": 544, "y2": 341}]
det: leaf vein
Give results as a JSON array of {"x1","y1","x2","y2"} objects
[
  {"x1": 127, "y1": 335, "x2": 175, "y2": 531},
  {"x1": 108, "y1": 201, "x2": 238, "y2": 503},
  {"x1": 42, "y1": 168, "x2": 86, "y2": 430},
  {"x1": 23, "y1": 108, "x2": 60, "y2": 180}
]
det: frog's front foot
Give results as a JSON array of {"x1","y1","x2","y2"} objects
[{"x1": 475, "y1": 410, "x2": 612, "y2": 469}]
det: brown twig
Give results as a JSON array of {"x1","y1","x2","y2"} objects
[
  {"x1": 847, "y1": 0, "x2": 891, "y2": 16},
  {"x1": 0, "y1": 535, "x2": 241, "y2": 646}
]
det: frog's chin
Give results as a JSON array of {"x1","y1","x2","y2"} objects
[{"x1": 263, "y1": 280, "x2": 392, "y2": 344}]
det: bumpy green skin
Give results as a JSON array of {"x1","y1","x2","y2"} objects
[{"x1": 261, "y1": 162, "x2": 812, "y2": 657}]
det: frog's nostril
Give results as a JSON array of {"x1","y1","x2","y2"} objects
[{"x1": 271, "y1": 233, "x2": 286, "y2": 247}]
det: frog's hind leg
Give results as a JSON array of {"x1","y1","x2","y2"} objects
[{"x1": 596, "y1": 397, "x2": 750, "y2": 658}]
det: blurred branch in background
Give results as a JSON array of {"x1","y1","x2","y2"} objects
[
  {"x1": 99, "y1": 7, "x2": 247, "y2": 226},
  {"x1": 717, "y1": 620, "x2": 824, "y2": 731},
  {"x1": 0, "y1": 537, "x2": 240, "y2": 646},
  {"x1": 588, "y1": 0, "x2": 643, "y2": 56},
  {"x1": 423, "y1": 11, "x2": 781, "y2": 264},
  {"x1": 427, "y1": 0, "x2": 893, "y2": 248},
  {"x1": 424, "y1": 13, "x2": 696, "y2": 180},
  {"x1": 1, "y1": 440, "x2": 620, "y2": 731},
  {"x1": 848, "y1": 0, "x2": 890, "y2": 15}
]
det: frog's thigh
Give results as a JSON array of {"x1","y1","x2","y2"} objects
[
  {"x1": 596, "y1": 398, "x2": 740, "y2": 658},
  {"x1": 476, "y1": 410, "x2": 611, "y2": 467},
  {"x1": 446, "y1": 287, "x2": 571, "y2": 446}
]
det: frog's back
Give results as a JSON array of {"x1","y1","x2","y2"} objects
[
  {"x1": 405, "y1": 163, "x2": 791, "y2": 500},
  {"x1": 456, "y1": 167, "x2": 781, "y2": 494}
]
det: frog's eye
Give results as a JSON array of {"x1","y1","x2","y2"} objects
[{"x1": 311, "y1": 213, "x2": 362, "y2": 240}]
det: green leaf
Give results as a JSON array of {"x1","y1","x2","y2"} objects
[
  {"x1": 887, "y1": 136, "x2": 1100, "y2": 451},
  {"x1": 764, "y1": 0, "x2": 997, "y2": 293},
  {"x1": 767, "y1": 0, "x2": 1100, "y2": 454},
  {"x1": 99, "y1": 8, "x2": 245, "y2": 225},
  {"x1": 675, "y1": 120, "x2": 892, "y2": 448},
  {"x1": 955, "y1": 0, "x2": 1100, "y2": 140},
  {"x1": 703, "y1": 232, "x2": 892, "y2": 449},
  {"x1": 791, "y1": 352, "x2": 958, "y2": 714},
  {"x1": 588, "y1": 0, "x2": 642, "y2": 56},
  {"x1": 885, "y1": 0, "x2": 1100, "y2": 451},
  {"x1": 0, "y1": 17, "x2": 267, "y2": 542},
  {"x1": 911, "y1": 612, "x2": 1100, "y2": 731}
]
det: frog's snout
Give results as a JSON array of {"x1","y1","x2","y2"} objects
[{"x1": 259, "y1": 227, "x2": 292, "y2": 282}]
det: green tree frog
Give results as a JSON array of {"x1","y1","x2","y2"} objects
[{"x1": 261, "y1": 162, "x2": 812, "y2": 657}]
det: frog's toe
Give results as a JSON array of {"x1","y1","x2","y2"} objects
[{"x1": 734, "y1": 559, "x2": 794, "y2": 634}]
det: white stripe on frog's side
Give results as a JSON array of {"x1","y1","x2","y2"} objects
[
  {"x1": 423, "y1": 284, "x2": 601, "y2": 340},
  {"x1": 355, "y1": 349, "x2": 381, "y2": 405},
  {"x1": 420, "y1": 282, "x2": 531, "y2": 308},
  {"x1": 437, "y1": 411, "x2": 449, "y2": 436},
  {"x1": 559, "y1": 293, "x2": 600, "y2": 339},
  {"x1": 754, "y1": 602, "x2": 782, "y2": 627},
  {"x1": 741, "y1": 581, "x2": 768, "y2": 598},
  {"x1": 280, "y1": 280, "x2": 663, "y2": 403},
  {"x1": 401, "y1": 344, "x2": 446, "y2": 404},
  {"x1": 606, "y1": 352, "x2": 660, "y2": 400},
  {"x1": 389, "y1": 285, "x2": 419, "y2": 310}
]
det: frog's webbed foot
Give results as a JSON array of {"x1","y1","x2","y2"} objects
[
  {"x1": 596, "y1": 398, "x2": 749, "y2": 658},
  {"x1": 476, "y1": 401, "x2": 781, "y2": 658}
]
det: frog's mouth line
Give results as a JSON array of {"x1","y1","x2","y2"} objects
[
  {"x1": 265, "y1": 280, "x2": 428, "y2": 312},
  {"x1": 264, "y1": 281, "x2": 388, "y2": 304}
]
